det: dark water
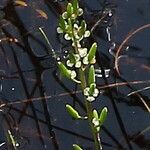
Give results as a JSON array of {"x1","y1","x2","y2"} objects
[{"x1": 0, "y1": 0, "x2": 150, "y2": 150}]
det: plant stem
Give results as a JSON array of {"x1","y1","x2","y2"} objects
[
  {"x1": 70, "y1": 19, "x2": 102, "y2": 150},
  {"x1": 79, "y1": 69, "x2": 102, "y2": 150}
]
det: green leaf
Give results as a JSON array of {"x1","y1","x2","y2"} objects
[
  {"x1": 66, "y1": 104, "x2": 81, "y2": 119},
  {"x1": 72, "y1": 0, "x2": 79, "y2": 14},
  {"x1": 99, "y1": 107, "x2": 108, "y2": 125},
  {"x1": 59, "y1": 16, "x2": 66, "y2": 31},
  {"x1": 81, "y1": 20, "x2": 87, "y2": 32},
  {"x1": 67, "y1": 18, "x2": 73, "y2": 35},
  {"x1": 73, "y1": 144, "x2": 83, "y2": 150},
  {"x1": 78, "y1": 20, "x2": 87, "y2": 37},
  {"x1": 58, "y1": 62, "x2": 71, "y2": 79},
  {"x1": 68, "y1": 53, "x2": 76, "y2": 64},
  {"x1": 58, "y1": 62, "x2": 81, "y2": 83},
  {"x1": 88, "y1": 42, "x2": 97, "y2": 63},
  {"x1": 88, "y1": 65, "x2": 95, "y2": 85},
  {"x1": 67, "y1": 3, "x2": 73, "y2": 17},
  {"x1": 89, "y1": 83, "x2": 96, "y2": 95},
  {"x1": 93, "y1": 109, "x2": 98, "y2": 119}
]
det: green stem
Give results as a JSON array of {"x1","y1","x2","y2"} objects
[
  {"x1": 79, "y1": 69, "x2": 102, "y2": 150},
  {"x1": 70, "y1": 18, "x2": 102, "y2": 150}
]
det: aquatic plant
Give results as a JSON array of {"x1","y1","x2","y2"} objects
[{"x1": 56, "y1": 0, "x2": 108, "y2": 149}]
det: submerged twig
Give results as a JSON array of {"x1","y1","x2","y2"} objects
[
  {"x1": 127, "y1": 86, "x2": 150, "y2": 112},
  {"x1": 127, "y1": 86, "x2": 150, "y2": 96},
  {"x1": 0, "y1": 80, "x2": 149, "y2": 108},
  {"x1": 115, "y1": 24, "x2": 150, "y2": 75},
  {"x1": 137, "y1": 94, "x2": 150, "y2": 113}
]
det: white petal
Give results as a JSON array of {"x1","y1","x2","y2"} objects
[
  {"x1": 78, "y1": 48, "x2": 87, "y2": 57},
  {"x1": 78, "y1": 8, "x2": 83, "y2": 16},
  {"x1": 92, "y1": 118, "x2": 99, "y2": 126},
  {"x1": 74, "y1": 54, "x2": 80, "y2": 61},
  {"x1": 93, "y1": 88, "x2": 99, "y2": 97},
  {"x1": 70, "y1": 71, "x2": 76, "y2": 79},
  {"x1": 57, "y1": 27, "x2": 63, "y2": 33},
  {"x1": 74, "y1": 32, "x2": 80, "y2": 40},
  {"x1": 62, "y1": 12, "x2": 68, "y2": 19},
  {"x1": 64, "y1": 34, "x2": 71, "y2": 40},
  {"x1": 84, "y1": 30, "x2": 90, "y2": 38},
  {"x1": 74, "y1": 23, "x2": 79, "y2": 29},
  {"x1": 75, "y1": 61, "x2": 81, "y2": 68},
  {"x1": 71, "y1": 13, "x2": 76, "y2": 19},
  {"x1": 83, "y1": 56, "x2": 89, "y2": 65},
  {"x1": 87, "y1": 96, "x2": 95, "y2": 102},
  {"x1": 66, "y1": 60, "x2": 74, "y2": 67},
  {"x1": 72, "y1": 41, "x2": 81, "y2": 48},
  {"x1": 84, "y1": 87, "x2": 90, "y2": 96}
]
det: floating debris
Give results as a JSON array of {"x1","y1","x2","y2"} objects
[
  {"x1": 0, "y1": 37, "x2": 18, "y2": 43},
  {"x1": 14, "y1": 0, "x2": 28, "y2": 7},
  {"x1": 36, "y1": 9, "x2": 48, "y2": 20}
]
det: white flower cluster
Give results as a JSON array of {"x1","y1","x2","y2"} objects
[
  {"x1": 84, "y1": 83, "x2": 99, "y2": 102},
  {"x1": 57, "y1": 1, "x2": 98, "y2": 102},
  {"x1": 66, "y1": 46, "x2": 90, "y2": 69},
  {"x1": 63, "y1": 22, "x2": 90, "y2": 42}
]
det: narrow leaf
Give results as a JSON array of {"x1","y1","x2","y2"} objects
[
  {"x1": 73, "y1": 144, "x2": 83, "y2": 150},
  {"x1": 58, "y1": 62, "x2": 71, "y2": 79},
  {"x1": 81, "y1": 20, "x2": 87, "y2": 33},
  {"x1": 67, "y1": 3, "x2": 73, "y2": 17},
  {"x1": 72, "y1": 0, "x2": 79, "y2": 14},
  {"x1": 66, "y1": 104, "x2": 81, "y2": 119},
  {"x1": 89, "y1": 83, "x2": 96, "y2": 95},
  {"x1": 88, "y1": 42, "x2": 97, "y2": 63},
  {"x1": 99, "y1": 107, "x2": 108, "y2": 125},
  {"x1": 59, "y1": 16, "x2": 66, "y2": 31},
  {"x1": 78, "y1": 20, "x2": 87, "y2": 37},
  {"x1": 93, "y1": 109, "x2": 98, "y2": 119},
  {"x1": 88, "y1": 65, "x2": 95, "y2": 86}
]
